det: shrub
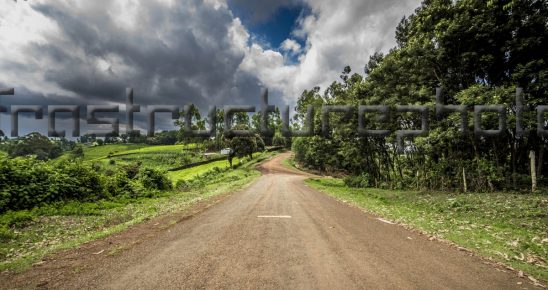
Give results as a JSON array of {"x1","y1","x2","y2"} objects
[
  {"x1": 256, "y1": 136, "x2": 266, "y2": 151},
  {"x1": 344, "y1": 173, "x2": 371, "y2": 188},
  {"x1": 0, "y1": 210, "x2": 34, "y2": 228},
  {"x1": 122, "y1": 162, "x2": 141, "y2": 179},
  {"x1": 175, "y1": 180, "x2": 192, "y2": 191},
  {"x1": 0, "y1": 156, "x2": 174, "y2": 213},
  {"x1": 0, "y1": 226, "x2": 14, "y2": 242},
  {"x1": 71, "y1": 146, "x2": 84, "y2": 159},
  {"x1": 6, "y1": 133, "x2": 62, "y2": 160},
  {"x1": 272, "y1": 134, "x2": 285, "y2": 147},
  {"x1": 104, "y1": 171, "x2": 136, "y2": 198},
  {"x1": 137, "y1": 168, "x2": 172, "y2": 191},
  {"x1": 57, "y1": 162, "x2": 107, "y2": 201}
]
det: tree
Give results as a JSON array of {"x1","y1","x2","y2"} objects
[
  {"x1": 128, "y1": 131, "x2": 146, "y2": 143},
  {"x1": 147, "y1": 131, "x2": 178, "y2": 145},
  {"x1": 175, "y1": 105, "x2": 205, "y2": 143},
  {"x1": 71, "y1": 145, "x2": 85, "y2": 159},
  {"x1": 79, "y1": 134, "x2": 96, "y2": 144},
  {"x1": 7, "y1": 132, "x2": 63, "y2": 160},
  {"x1": 292, "y1": 0, "x2": 548, "y2": 191},
  {"x1": 230, "y1": 136, "x2": 256, "y2": 160}
]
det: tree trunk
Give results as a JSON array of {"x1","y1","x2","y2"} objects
[
  {"x1": 462, "y1": 167, "x2": 468, "y2": 193},
  {"x1": 537, "y1": 146, "x2": 544, "y2": 178},
  {"x1": 512, "y1": 139, "x2": 517, "y2": 189},
  {"x1": 530, "y1": 150, "x2": 537, "y2": 192}
]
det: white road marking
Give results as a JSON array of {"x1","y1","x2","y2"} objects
[
  {"x1": 257, "y1": 215, "x2": 292, "y2": 218},
  {"x1": 377, "y1": 218, "x2": 396, "y2": 224}
]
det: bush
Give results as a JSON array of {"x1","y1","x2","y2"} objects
[
  {"x1": 0, "y1": 225, "x2": 14, "y2": 242},
  {"x1": 71, "y1": 146, "x2": 84, "y2": 159},
  {"x1": 272, "y1": 134, "x2": 285, "y2": 147},
  {"x1": 6, "y1": 133, "x2": 63, "y2": 160},
  {"x1": 0, "y1": 157, "x2": 173, "y2": 213},
  {"x1": 104, "y1": 171, "x2": 136, "y2": 198},
  {"x1": 0, "y1": 210, "x2": 34, "y2": 228},
  {"x1": 256, "y1": 136, "x2": 266, "y2": 151},
  {"x1": 230, "y1": 136, "x2": 257, "y2": 159},
  {"x1": 137, "y1": 168, "x2": 172, "y2": 191},
  {"x1": 122, "y1": 162, "x2": 141, "y2": 179},
  {"x1": 175, "y1": 180, "x2": 192, "y2": 191},
  {"x1": 344, "y1": 173, "x2": 371, "y2": 188}
]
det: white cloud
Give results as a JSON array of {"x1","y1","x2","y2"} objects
[
  {"x1": 236, "y1": 0, "x2": 420, "y2": 107},
  {"x1": 280, "y1": 39, "x2": 301, "y2": 54},
  {"x1": 228, "y1": 18, "x2": 249, "y2": 53},
  {"x1": 0, "y1": 0, "x2": 265, "y2": 134},
  {"x1": 0, "y1": 0, "x2": 421, "y2": 132}
]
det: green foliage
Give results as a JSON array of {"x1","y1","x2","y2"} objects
[
  {"x1": 78, "y1": 144, "x2": 147, "y2": 161},
  {"x1": 256, "y1": 136, "x2": 266, "y2": 151},
  {"x1": 103, "y1": 171, "x2": 137, "y2": 198},
  {"x1": 0, "y1": 156, "x2": 176, "y2": 213},
  {"x1": 343, "y1": 173, "x2": 371, "y2": 188},
  {"x1": 71, "y1": 145, "x2": 84, "y2": 159},
  {"x1": 122, "y1": 162, "x2": 142, "y2": 179},
  {"x1": 61, "y1": 144, "x2": 208, "y2": 172},
  {"x1": 0, "y1": 210, "x2": 34, "y2": 228},
  {"x1": 137, "y1": 168, "x2": 172, "y2": 191},
  {"x1": 167, "y1": 156, "x2": 249, "y2": 183},
  {"x1": 146, "y1": 131, "x2": 178, "y2": 145},
  {"x1": 292, "y1": 0, "x2": 548, "y2": 192},
  {"x1": 272, "y1": 134, "x2": 286, "y2": 147},
  {"x1": 230, "y1": 136, "x2": 257, "y2": 159},
  {"x1": 6, "y1": 133, "x2": 63, "y2": 160}
]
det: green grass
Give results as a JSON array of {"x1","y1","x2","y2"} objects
[
  {"x1": 168, "y1": 159, "x2": 233, "y2": 182},
  {"x1": 110, "y1": 143, "x2": 202, "y2": 156},
  {"x1": 62, "y1": 144, "x2": 202, "y2": 162},
  {"x1": 106, "y1": 152, "x2": 203, "y2": 171},
  {"x1": 63, "y1": 144, "x2": 214, "y2": 171},
  {"x1": 167, "y1": 153, "x2": 260, "y2": 183},
  {"x1": 281, "y1": 153, "x2": 297, "y2": 170},
  {"x1": 81, "y1": 144, "x2": 147, "y2": 161},
  {"x1": 0, "y1": 151, "x2": 276, "y2": 272},
  {"x1": 306, "y1": 177, "x2": 548, "y2": 281}
]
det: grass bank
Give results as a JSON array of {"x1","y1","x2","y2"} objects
[
  {"x1": 0, "y1": 151, "x2": 276, "y2": 272},
  {"x1": 305, "y1": 177, "x2": 547, "y2": 281},
  {"x1": 168, "y1": 153, "x2": 260, "y2": 184}
]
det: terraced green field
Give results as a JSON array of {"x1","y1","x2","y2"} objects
[
  {"x1": 109, "y1": 143, "x2": 203, "y2": 156},
  {"x1": 61, "y1": 144, "x2": 218, "y2": 172},
  {"x1": 80, "y1": 144, "x2": 147, "y2": 161}
]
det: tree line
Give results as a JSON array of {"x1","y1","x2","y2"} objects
[{"x1": 292, "y1": 0, "x2": 547, "y2": 192}]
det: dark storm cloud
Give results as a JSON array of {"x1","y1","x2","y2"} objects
[
  {"x1": 22, "y1": 0, "x2": 264, "y2": 109},
  {"x1": 0, "y1": 0, "x2": 278, "y2": 134}
]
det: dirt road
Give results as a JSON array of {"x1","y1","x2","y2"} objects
[{"x1": 1, "y1": 153, "x2": 537, "y2": 289}]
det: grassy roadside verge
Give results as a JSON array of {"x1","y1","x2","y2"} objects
[
  {"x1": 306, "y1": 177, "x2": 547, "y2": 282},
  {"x1": 281, "y1": 154, "x2": 296, "y2": 170},
  {"x1": 0, "y1": 151, "x2": 276, "y2": 272}
]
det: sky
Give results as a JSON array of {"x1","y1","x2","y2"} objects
[{"x1": 0, "y1": 0, "x2": 420, "y2": 136}]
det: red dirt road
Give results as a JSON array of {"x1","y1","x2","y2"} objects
[{"x1": 0, "y1": 153, "x2": 539, "y2": 289}]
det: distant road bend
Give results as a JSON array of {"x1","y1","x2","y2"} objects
[{"x1": 2, "y1": 153, "x2": 537, "y2": 289}]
